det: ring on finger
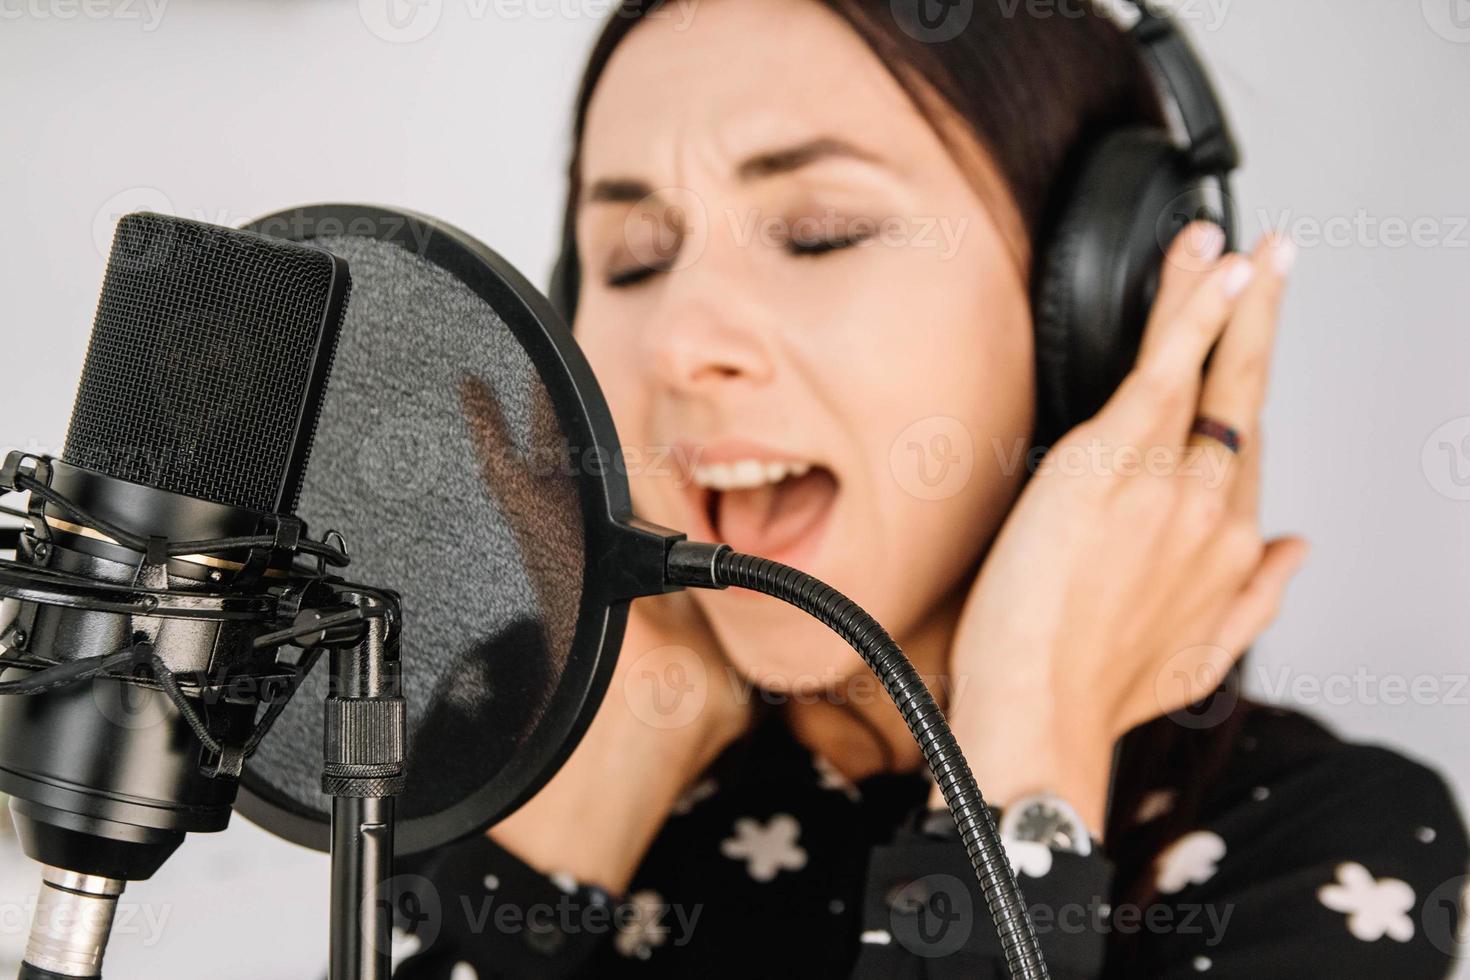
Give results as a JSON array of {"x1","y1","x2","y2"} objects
[{"x1": 1192, "y1": 416, "x2": 1243, "y2": 455}]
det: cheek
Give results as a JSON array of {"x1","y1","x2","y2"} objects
[
  {"x1": 786, "y1": 243, "x2": 1035, "y2": 637},
  {"x1": 575, "y1": 321, "x2": 662, "y2": 498},
  {"x1": 866, "y1": 254, "x2": 1035, "y2": 519}
]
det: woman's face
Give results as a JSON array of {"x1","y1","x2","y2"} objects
[{"x1": 575, "y1": 0, "x2": 1035, "y2": 692}]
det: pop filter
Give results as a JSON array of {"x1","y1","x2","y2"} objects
[
  {"x1": 236, "y1": 204, "x2": 677, "y2": 856},
  {"x1": 234, "y1": 205, "x2": 1048, "y2": 979}
]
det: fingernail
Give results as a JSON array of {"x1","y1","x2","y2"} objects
[
  {"x1": 1187, "y1": 223, "x2": 1226, "y2": 262},
  {"x1": 1272, "y1": 237, "x2": 1299, "y2": 276},
  {"x1": 1221, "y1": 259, "x2": 1255, "y2": 299}
]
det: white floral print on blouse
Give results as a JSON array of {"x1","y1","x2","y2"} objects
[
  {"x1": 1155, "y1": 830, "x2": 1227, "y2": 894},
  {"x1": 1318, "y1": 862, "x2": 1416, "y2": 943},
  {"x1": 390, "y1": 927, "x2": 422, "y2": 972},
  {"x1": 813, "y1": 755, "x2": 861, "y2": 802},
  {"x1": 1002, "y1": 838, "x2": 1054, "y2": 879},
  {"x1": 1136, "y1": 789, "x2": 1178, "y2": 824},
  {"x1": 615, "y1": 889, "x2": 671, "y2": 960},
  {"x1": 672, "y1": 778, "x2": 718, "y2": 816},
  {"x1": 721, "y1": 814, "x2": 808, "y2": 882}
]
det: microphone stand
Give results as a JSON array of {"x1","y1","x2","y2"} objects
[
  {"x1": 261, "y1": 586, "x2": 407, "y2": 980},
  {"x1": 320, "y1": 592, "x2": 405, "y2": 980}
]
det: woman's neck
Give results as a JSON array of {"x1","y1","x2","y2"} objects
[{"x1": 782, "y1": 584, "x2": 967, "y2": 784}]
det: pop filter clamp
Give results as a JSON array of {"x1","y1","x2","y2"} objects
[{"x1": 0, "y1": 451, "x2": 410, "y2": 980}]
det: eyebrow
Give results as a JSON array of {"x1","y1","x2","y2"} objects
[
  {"x1": 582, "y1": 137, "x2": 884, "y2": 206},
  {"x1": 735, "y1": 136, "x2": 882, "y2": 180},
  {"x1": 585, "y1": 177, "x2": 653, "y2": 204}
]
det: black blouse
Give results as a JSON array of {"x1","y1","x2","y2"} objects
[{"x1": 393, "y1": 705, "x2": 1468, "y2": 978}]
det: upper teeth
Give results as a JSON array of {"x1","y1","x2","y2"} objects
[{"x1": 693, "y1": 459, "x2": 812, "y2": 491}]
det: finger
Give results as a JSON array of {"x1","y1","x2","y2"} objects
[
  {"x1": 1214, "y1": 536, "x2": 1310, "y2": 655},
  {"x1": 1228, "y1": 425, "x2": 1262, "y2": 520},
  {"x1": 1140, "y1": 222, "x2": 1228, "y2": 360},
  {"x1": 1178, "y1": 423, "x2": 1257, "y2": 500},
  {"x1": 1103, "y1": 254, "x2": 1256, "y2": 439},
  {"x1": 1187, "y1": 238, "x2": 1293, "y2": 499},
  {"x1": 1141, "y1": 222, "x2": 1229, "y2": 357},
  {"x1": 1189, "y1": 236, "x2": 1297, "y2": 482}
]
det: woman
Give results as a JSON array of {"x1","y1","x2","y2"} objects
[{"x1": 398, "y1": 0, "x2": 1468, "y2": 976}]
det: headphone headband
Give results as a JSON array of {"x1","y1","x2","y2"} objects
[{"x1": 1130, "y1": 6, "x2": 1241, "y2": 173}]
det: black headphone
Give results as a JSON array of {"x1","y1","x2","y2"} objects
[{"x1": 548, "y1": 4, "x2": 1239, "y2": 445}]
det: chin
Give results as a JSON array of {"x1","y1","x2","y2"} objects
[{"x1": 698, "y1": 589, "x2": 866, "y2": 697}]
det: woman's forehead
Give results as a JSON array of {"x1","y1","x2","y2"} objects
[{"x1": 580, "y1": 0, "x2": 939, "y2": 184}]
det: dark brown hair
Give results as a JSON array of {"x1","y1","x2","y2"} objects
[{"x1": 561, "y1": 1, "x2": 1247, "y2": 970}]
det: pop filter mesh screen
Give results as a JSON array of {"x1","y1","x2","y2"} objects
[{"x1": 247, "y1": 234, "x2": 585, "y2": 825}]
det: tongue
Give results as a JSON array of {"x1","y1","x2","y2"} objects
[{"x1": 714, "y1": 468, "x2": 838, "y2": 557}]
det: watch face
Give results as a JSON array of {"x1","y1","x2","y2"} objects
[{"x1": 1003, "y1": 796, "x2": 1093, "y2": 856}]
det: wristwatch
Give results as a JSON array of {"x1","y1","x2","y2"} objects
[{"x1": 998, "y1": 792, "x2": 1093, "y2": 856}]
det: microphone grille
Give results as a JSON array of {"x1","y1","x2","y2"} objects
[{"x1": 63, "y1": 213, "x2": 349, "y2": 513}]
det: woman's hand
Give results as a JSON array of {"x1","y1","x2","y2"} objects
[
  {"x1": 940, "y1": 224, "x2": 1310, "y2": 834},
  {"x1": 489, "y1": 592, "x2": 752, "y2": 893}
]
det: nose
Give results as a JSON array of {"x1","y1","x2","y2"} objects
[{"x1": 641, "y1": 260, "x2": 775, "y2": 394}]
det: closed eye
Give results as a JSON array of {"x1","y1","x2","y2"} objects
[
  {"x1": 604, "y1": 228, "x2": 873, "y2": 287},
  {"x1": 606, "y1": 255, "x2": 675, "y2": 289},
  {"x1": 786, "y1": 232, "x2": 873, "y2": 257}
]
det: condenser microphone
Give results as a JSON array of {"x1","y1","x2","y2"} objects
[{"x1": 0, "y1": 212, "x2": 350, "y2": 979}]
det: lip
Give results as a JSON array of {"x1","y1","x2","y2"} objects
[
  {"x1": 671, "y1": 438, "x2": 837, "y2": 570},
  {"x1": 675, "y1": 439, "x2": 816, "y2": 469}
]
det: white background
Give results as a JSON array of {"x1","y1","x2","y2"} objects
[{"x1": 1, "y1": 1, "x2": 1469, "y2": 976}]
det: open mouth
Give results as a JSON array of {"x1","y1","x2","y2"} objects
[{"x1": 689, "y1": 457, "x2": 839, "y2": 561}]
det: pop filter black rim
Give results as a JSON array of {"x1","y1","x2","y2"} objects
[{"x1": 235, "y1": 204, "x2": 678, "y2": 855}]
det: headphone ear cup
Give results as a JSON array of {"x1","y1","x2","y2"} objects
[{"x1": 1032, "y1": 127, "x2": 1223, "y2": 444}]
